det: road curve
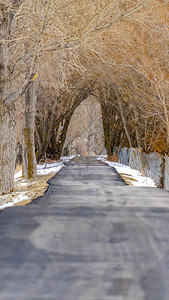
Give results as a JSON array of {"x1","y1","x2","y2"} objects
[{"x1": 0, "y1": 156, "x2": 169, "y2": 300}]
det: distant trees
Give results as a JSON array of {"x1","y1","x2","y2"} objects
[{"x1": 63, "y1": 97, "x2": 104, "y2": 156}]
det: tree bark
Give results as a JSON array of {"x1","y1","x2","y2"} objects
[
  {"x1": 0, "y1": 107, "x2": 16, "y2": 194},
  {"x1": 51, "y1": 126, "x2": 59, "y2": 157},
  {"x1": 131, "y1": 102, "x2": 142, "y2": 148},
  {"x1": 88, "y1": 121, "x2": 95, "y2": 156},
  {"x1": 101, "y1": 105, "x2": 113, "y2": 157},
  {"x1": 0, "y1": 4, "x2": 16, "y2": 194},
  {"x1": 22, "y1": 82, "x2": 37, "y2": 179},
  {"x1": 36, "y1": 102, "x2": 58, "y2": 161},
  {"x1": 54, "y1": 114, "x2": 73, "y2": 160},
  {"x1": 118, "y1": 99, "x2": 133, "y2": 148}
]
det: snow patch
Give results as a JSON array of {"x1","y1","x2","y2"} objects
[
  {"x1": 98, "y1": 156, "x2": 156, "y2": 188},
  {"x1": 0, "y1": 193, "x2": 29, "y2": 210}
]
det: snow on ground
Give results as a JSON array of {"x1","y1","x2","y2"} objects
[
  {"x1": 0, "y1": 193, "x2": 29, "y2": 210},
  {"x1": 0, "y1": 155, "x2": 75, "y2": 211},
  {"x1": 98, "y1": 155, "x2": 156, "y2": 187},
  {"x1": 15, "y1": 155, "x2": 75, "y2": 182}
]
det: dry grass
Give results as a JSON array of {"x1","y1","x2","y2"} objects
[
  {"x1": 119, "y1": 173, "x2": 137, "y2": 186},
  {"x1": 0, "y1": 165, "x2": 56, "y2": 208},
  {"x1": 107, "y1": 154, "x2": 119, "y2": 162},
  {"x1": 14, "y1": 173, "x2": 56, "y2": 206}
]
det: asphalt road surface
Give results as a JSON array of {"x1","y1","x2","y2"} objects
[{"x1": 1, "y1": 156, "x2": 169, "y2": 300}]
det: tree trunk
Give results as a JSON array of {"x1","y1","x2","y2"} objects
[
  {"x1": 118, "y1": 99, "x2": 133, "y2": 148},
  {"x1": 22, "y1": 82, "x2": 37, "y2": 178},
  {"x1": 0, "y1": 5, "x2": 16, "y2": 194},
  {"x1": 88, "y1": 121, "x2": 95, "y2": 156},
  {"x1": 131, "y1": 103, "x2": 142, "y2": 148},
  {"x1": 101, "y1": 104, "x2": 113, "y2": 157},
  {"x1": 54, "y1": 114, "x2": 73, "y2": 160},
  {"x1": 163, "y1": 103, "x2": 169, "y2": 153},
  {"x1": 167, "y1": 125, "x2": 169, "y2": 154},
  {"x1": 51, "y1": 127, "x2": 59, "y2": 157},
  {"x1": 36, "y1": 102, "x2": 58, "y2": 161},
  {"x1": 105, "y1": 123, "x2": 112, "y2": 157},
  {"x1": 0, "y1": 107, "x2": 16, "y2": 194}
]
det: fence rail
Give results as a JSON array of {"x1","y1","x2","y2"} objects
[{"x1": 118, "y1": 148, "x2": 169, "y2": 190}]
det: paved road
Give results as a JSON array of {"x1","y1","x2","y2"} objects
[{"x1": 1, "y1": 156, "x2": 169, "y2": 300}]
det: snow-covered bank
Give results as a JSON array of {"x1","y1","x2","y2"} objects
[
  {"x1": 0, "y1": 156, "x2": 75, "y2": 211},
  {"x1": 98, "y1": 156, "x2": 156, "y2": 187},
  {"x1": 14, "y1": 155, "x2": 75, "y2": 181}
]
